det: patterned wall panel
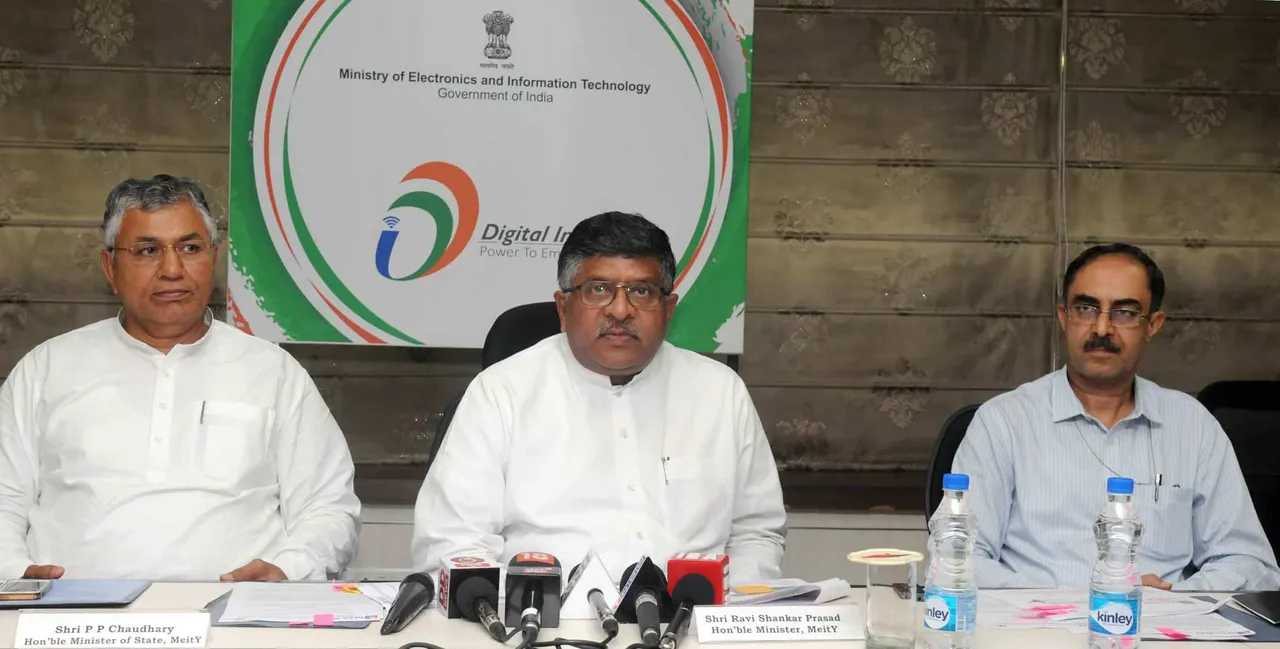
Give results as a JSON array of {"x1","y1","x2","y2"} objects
[
  {"x1": 746, "y1": 1, "x2": 1061, "y2": 479},
  {"x1": 3, "y1": 0, "x2": 1278, "y2": 509},
  {"x1": 1063, "y1": 0, "x2": 1280, "y2": 406}
]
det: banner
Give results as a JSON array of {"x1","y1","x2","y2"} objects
[{"x1": 228, "y1": 0, "x2": 753, "y2": 352}]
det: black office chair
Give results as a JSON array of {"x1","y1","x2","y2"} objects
[
  {"x1": 427, "y1": 302, "x2": 563, "y2": 464},
  {"x1": 924, "y1": 404, "x2": 980, "y2": 526},
  {"x1": 1197, "y1": 380, "x2": 1280, "y2": 558}
]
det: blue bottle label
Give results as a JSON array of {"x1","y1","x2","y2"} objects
[
  {"x1": 1089, "y1": 590, "x2": 1140, "y2": 636},
  {"x1": 923, "y1": 586, "x2": 976, "y2": 633}
]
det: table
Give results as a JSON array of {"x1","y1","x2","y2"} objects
[{"x1": 0, "y1": 583, "x2": 1272, "y2": 649}]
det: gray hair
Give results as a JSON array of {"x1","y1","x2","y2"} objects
[
  {"x1": 556, "y1": 211, "x2": 676, "y2": 292},
  {"x1": 101, "y1": 174, "x2": 218, "y2": 250}
]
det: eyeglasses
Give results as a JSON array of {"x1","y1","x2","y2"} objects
[
  {"x1": 563, "y1": 280, "x2": 670, "y2": 309},
  {"x1": 1067, "y1": 303, "x2": 1148, "y2": 328},
  {"x1": 112, "y1": 239, "x2": 213, "y2": 265}
]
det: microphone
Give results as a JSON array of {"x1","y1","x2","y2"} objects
[
  {"x1": 379, "y1": 572, "x2": 436, "y2": 635},
  {"x1": 457, "y1": 575, "x2": 506, "y2": 641},
  {"x1": 504, "y1": 552, "x2": 563, "y2": 634},
  {"x1": 436, "y1": 556, "x2": 502, "y2": 620},
  {"x1": 660, "y1": 573, "x2": 718, "y2": 649},
  {"x1": 666, "y1": 553, "x2": 729, "y2": 605},
  {"x1": 618, "y1": 559, "x2": 669, "y2": 648},
  {"x1": 586, "y1": 587, "x2": 619, "y2": 638}
]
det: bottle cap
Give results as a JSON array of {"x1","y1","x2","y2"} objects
[
  {"x1": 1107, "y1": 477, "x2": 1135, "y2": 495},
  {"x1": 942, "y1": 473, "x2": 970, "y2": 491}
]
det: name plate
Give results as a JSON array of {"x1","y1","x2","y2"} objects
[
  {"x1": 14, "y1": 612, "x2": 210, "y2": 648},
  {"x1": 695, "y1": 604, "x2": 863, "y2": 643}
]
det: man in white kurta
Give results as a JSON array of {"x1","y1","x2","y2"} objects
[
  {"x1": 412, "y1": 212, "x2": 786, "y2": 585},
  {"x1": 0, "y1": 312, "x2": 362, "y2": 581},
  {"x1": 0, "y1": 175, "x2": 360, "y2": 581}
]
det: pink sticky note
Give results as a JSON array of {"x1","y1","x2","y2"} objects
[
  {"x1": 1156, "y1": 627, "x2": 1189, "y2": 640},
  {"x1": 312, "y1": 614, "x2": 335, "y2": 627}
]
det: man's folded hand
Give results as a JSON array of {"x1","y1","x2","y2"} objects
[
  {"x1": 22, "y1": 565, "x2": 64, "y2": 579},
  {"x1": 219, "y1": 559, "x2": 287, "y2": 582}
]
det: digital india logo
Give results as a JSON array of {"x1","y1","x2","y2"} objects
[{"x1": 374, "y1": 162, "x2": 479, "y2": 281}]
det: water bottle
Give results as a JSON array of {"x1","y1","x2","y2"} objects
[
  {"x1": 922, "y1": 473, "x2": 977, "y2": 649},
  {"x1": 1088, "y1": 477, "x2": 1144, "y2": 649}
]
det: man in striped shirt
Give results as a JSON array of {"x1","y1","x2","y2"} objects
[{"x1": 953, "y1": 243, "x2": 1279, "y2": 591}]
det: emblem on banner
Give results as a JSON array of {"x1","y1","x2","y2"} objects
[{"x1": 483, "y1": 11, "x2": 514, "y2": 60}]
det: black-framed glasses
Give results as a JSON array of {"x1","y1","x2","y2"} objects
[
  {"x1": 1066, "y1": 303, "x2": 1148, "y2": 328},
  {"x1": 563, "y1": 280, "x2": 670, "y2": 309},
  {"x1": 112, "y1": 239, "x2": 214, "y2": 265}
]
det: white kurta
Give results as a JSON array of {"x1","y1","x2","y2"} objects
[
  {"x1": 412, "y1": 334, "x2": 787, "y2": 585},
  {"x1": 0, "y1": 313, "x2": 361, "y2": 581}
]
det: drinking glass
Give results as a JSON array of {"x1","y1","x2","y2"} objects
[{"x1": 848, "y1": 548, "x2": 924, "y2": 649}]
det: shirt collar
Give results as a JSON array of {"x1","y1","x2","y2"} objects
[
  {"x1": 111, "y1": 307, "x2": 218, "y2": 357},
  {"x1": 558, "y1": 334, "x2": 668, "y2": 391},
  {"x1": 1050, "y1": 366, "x2": 1162, "y2": 425}
]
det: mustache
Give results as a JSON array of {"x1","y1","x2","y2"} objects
[
  {"x1": 597, "y1": 317, "x2": 638, "y2": 338},
  {"x1": 1084, "y1": 335, "x2": 1121, "y2": 353}
]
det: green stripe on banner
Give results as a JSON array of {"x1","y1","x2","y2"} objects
[
  {"x1": 667, "y1": 34, "x2": 753, "y2": 351},
  {"x1": 230, "y1": 0, "x2": 345, "y2": 341}
]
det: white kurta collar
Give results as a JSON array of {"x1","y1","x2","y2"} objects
[{"x1": 111, "y1": 307, "x2": 218, "y2": 358}]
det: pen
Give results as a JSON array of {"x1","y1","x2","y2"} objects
[
  {"x1": 661, "y1": 456, "x2": 670, "y2": 486},
  {"x1": 1156, "y1": 473, "x2": 1162, "y2": 503}
]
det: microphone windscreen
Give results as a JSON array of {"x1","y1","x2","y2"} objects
[
  {"x1": 380, "y1": 572, "x2": 435, "y2": 635},
  {"x1": 401, "y1": 571, "x2": 435, "y2": 590},
  {"x1": 456, "y1": 576, "x2": 499, "y2": 623},
  {"x1": 616, "y1": 558, "x2": 671, "y2": 623},
  {"x1": 671, "y1": 573, "x2": 717, "y2": 606},
  {"x1": 437, "y1": 556, "x2": 502, "y2": 620},
  {"x1": 667, "y1": 553, "x2": 729, "y2": 605},
  {"x1": 504, "y1": 552, "x2": 563, "y2": 628}
]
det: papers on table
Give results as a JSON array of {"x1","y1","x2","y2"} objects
[
  {"x1": 727, "y1": 578, "x2": 852, "y2": 605},
  {"x1": 354, "y1": 582, "x2": 403, "y2": 611},
  {"x1": 977, "y1": 589, "x2": 1253, "y2": 641},
  {"x1": 983, "y1": 588, "x2": 1224, "y2": 622},
  {"x1": 218, "y1": 583, "x2": 388, "y2": 626}
]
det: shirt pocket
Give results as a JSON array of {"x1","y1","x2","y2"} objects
[
  {"x1": 664, "y1": 456, "x2": 732, "y2": 545},
  {"x1": 1137, "y1": 482, "x2": 1195, "y2": 565},
  {"x1": 198, "y1": 401, "x2": 273, "y2": 485}
]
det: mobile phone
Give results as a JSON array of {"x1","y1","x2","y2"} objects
[{"x1": 0, "y1": 579, "x2": 52, "y2": 601}]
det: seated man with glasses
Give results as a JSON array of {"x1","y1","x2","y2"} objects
[
  {"x1": 952, "y1": 243, "x2": 1279, "y2": 590},
  {"x1": 0, "y1": 175, "x2": 360, "y2": 581},
  {"x1": 413, "y1": 211, "x2": 786, "y2": 584}
]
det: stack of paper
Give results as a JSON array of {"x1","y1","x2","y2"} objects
[
  {"x1": 978, "y1": 589, "x2": 1254, "y2": 641},
  {"x1": 354, "y1": 582, "x2": 404, "y2": 611},
  {"x1": 218, "y1": 583, "x2": 388, "y2": 626},
  {"x1": 727, "y1": 578, "x2": 852, "y2": 605}
]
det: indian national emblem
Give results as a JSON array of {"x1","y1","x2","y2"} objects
[{"x1": 483, "y1": 11, "x2": 514, "y2": 60}]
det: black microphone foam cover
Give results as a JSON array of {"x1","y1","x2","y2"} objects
[
  {"x1": 672, "y1": 573, "x2": 717, "y2": 606},
  {"x1": 457, "y1": 576, "x2": 500, "y2": 623},
  {"x1": 617, "y1": 559, "x2": 672, "y2": 623},
  {"x1": 380, "y1": 571, "x2": 436, "y2": 635}
]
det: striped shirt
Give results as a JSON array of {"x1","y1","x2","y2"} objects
[{"x1": 952, "y1": 367, "x2": 1280, "y2": 591}]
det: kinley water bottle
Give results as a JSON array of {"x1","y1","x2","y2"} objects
[
  {"x1": 922, "y1": 473, "x2": 977, "y2": 649},
  {"x1": 1089, "y1": 476, "x2": 1144, "y2": 649}
]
